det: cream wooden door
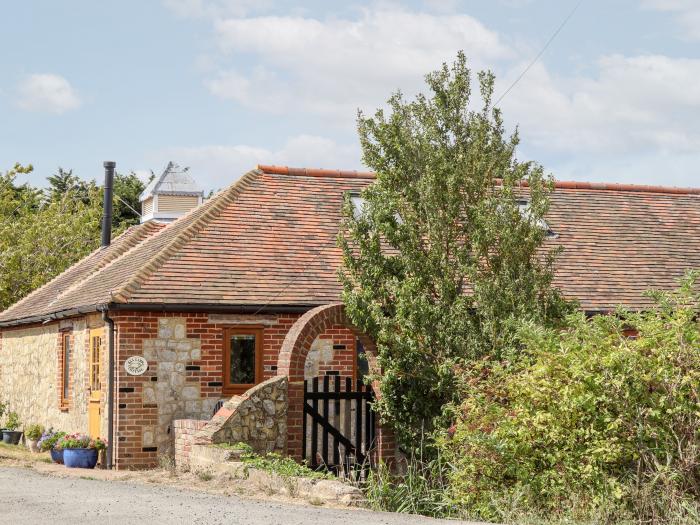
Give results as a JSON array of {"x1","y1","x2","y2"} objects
[{"x1": 88, "y1": 328, "x2": 104, "y2": 438}]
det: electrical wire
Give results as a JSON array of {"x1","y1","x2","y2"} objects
[{"x1": 494, "y1": 0, "x2": 584, "y2": 106}]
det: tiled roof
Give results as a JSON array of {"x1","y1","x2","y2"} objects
[
  {"x1": 0, "y1": 221, "x2": 166, "y2": 324},
  {"x1": 1, "y1": 165, "x2": 699, "y2": 326}
]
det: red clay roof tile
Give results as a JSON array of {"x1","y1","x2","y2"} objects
[{"x1": 1, "y1": 165, "x2": 699, "y2": 325}]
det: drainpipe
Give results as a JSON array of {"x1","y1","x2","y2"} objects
[
  {"x1": 102, "y1": 309, "x2": 115, "y2": 469},
  {"x1": 101, "y1": 161, "x2": 115, "y2": 248}
]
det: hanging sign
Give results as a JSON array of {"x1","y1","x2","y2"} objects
[{"x1": 124, "y1": 356, "x2": 148, "y2": 376}]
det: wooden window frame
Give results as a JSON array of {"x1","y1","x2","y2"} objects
[
  {"x1": 59, "y1": 330, "x2": 72, "y2": 410},
  {"x1": 222, "y1": 326, "x2": 264, "y2": 395}
]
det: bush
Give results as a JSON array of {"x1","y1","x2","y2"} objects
[
  {"x1": 5, "y1": 412, "x2": 21, "y2": 431},
  {"x1": 442, "y1": 272, "x2": 700, "y2": 523},
  {"x1": 38, "y1": 430, "x2": 66, "y2": 451},
  {"x1": 25, "y1": 424, "x2": 44, "y2": 441}
]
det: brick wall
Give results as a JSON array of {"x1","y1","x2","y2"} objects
[
  {"x1": 112, "y1": 310, "x2": 358, "y2": 469},
  {"x1": 173, "y1": 418, "x2": 207, "y2": 468}
]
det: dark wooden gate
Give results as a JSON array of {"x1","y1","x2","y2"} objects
[{"x1": 303, "y1": 376, "x2": 375, "y2": 472}]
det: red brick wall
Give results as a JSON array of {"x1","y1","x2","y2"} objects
[
  {"x1": 316, "y1": 324, "x2": 357, "y2": 380},
  {"x1": 173, "y1": 418, "x2": 207, "y2": 468},
  {"x1": 111, "y1": 310, "x2": 358, "y2": 469}
]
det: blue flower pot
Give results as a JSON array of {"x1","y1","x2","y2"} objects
[
  {"x1": 50, "y1": 448, "x2": 64, "y2": 464},
  {"x1": 63, "y1": 448, "x2": 98, "y2": 469}
]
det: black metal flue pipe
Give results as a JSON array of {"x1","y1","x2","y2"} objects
[{"x1": 101, "y1": 161, "x2": 115, "y2": 248}]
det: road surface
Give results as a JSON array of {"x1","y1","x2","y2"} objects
[{"x1": 0, "y1": 466, "x2": 478, "y2": 524}]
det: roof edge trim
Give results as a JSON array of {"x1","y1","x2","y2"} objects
[{"x1": 258, "y1": 164, "x2": 700, "y2": 195}]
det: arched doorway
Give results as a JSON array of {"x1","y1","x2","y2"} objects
[{"x1": 277, "y1": 303, "x2": 395, "y2": 468}]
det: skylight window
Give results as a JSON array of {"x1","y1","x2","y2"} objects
[
  {"x1": 518, "y1": 200, "x2": 557, "y2": 238},
  {"x1": 350, "y1": 194, "x2": 366, "y2": 219}
]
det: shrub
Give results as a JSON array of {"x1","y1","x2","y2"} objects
[
  {"x1": 442, "y1": 272, "x2": 700, "y2": 523},
  {"x1": 25, "y1": 424, "x2": 44, "y2": 441},
  {"x1": 0, "y1": 401, "x2": 6, "y2": 422},
  {"x1": 5, "y1": 412, "x2": 21, "y2": 431},
  {"x1": 38, "y1": 430, "x2": 65, "y2": 451}
]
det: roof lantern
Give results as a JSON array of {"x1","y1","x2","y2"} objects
[{"x1": 139, "y1": 162, "x2": 204, "y2": 223}]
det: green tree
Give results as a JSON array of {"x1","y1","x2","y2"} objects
[
  {"x1": 339, "y1": 52, "x2": 570, "y2": 445},
  {"x1": 113, "y1": 171, "x2": 149, "y2": 228},
  {"x1": 0, "y1": 165, "x2": 103, "y2": 310},
  {"x1": 0, "y1": 164, "x2": 149, "y2": 311},
  {"x1": 46, "y1": 167, "x2": 94, "y2": 203}
]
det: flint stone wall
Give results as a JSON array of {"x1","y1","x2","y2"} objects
[{"x1": 193, "y1": 375, "x2": 288, "y2": 454}]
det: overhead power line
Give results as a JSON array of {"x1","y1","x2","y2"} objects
[{"x1": 494, "y1": 0, "x2": 584, "y2": 106}]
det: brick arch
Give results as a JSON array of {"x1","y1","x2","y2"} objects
[
  {"x1": 276, "y1": 303, "x2": 393, "y2": 462},
  {"x1": 277, "y1": 303, "x2": 377, "y2": 382}
]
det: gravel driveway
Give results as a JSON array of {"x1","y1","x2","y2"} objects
[{"x1": 0, "y1": 466, "x2": 478, "y2": 525}]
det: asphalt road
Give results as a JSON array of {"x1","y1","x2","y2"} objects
[{"x1": 0, "y1": 467, "x2": 477, "y2": 525}]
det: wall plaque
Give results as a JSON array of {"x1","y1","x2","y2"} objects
[{"x1": 124, "y1": 356, "x2": 148, "y2": 376}]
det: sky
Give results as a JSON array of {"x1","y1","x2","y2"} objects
[{"x1": 1, "y1": 0, "x2": 699, "y2": 192}]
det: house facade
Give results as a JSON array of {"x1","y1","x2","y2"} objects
[{"x1": 1, "y1": 164, "x2": 699, "y2": 469}]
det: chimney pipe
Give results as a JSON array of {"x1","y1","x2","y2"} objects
[{"x1": 101, "y1": 161, "x2": 115, "y2": 248}]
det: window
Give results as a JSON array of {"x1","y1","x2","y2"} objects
[
  {"x1": 223, "y1": 327, "x2": 263, "y2": 394},
  {"x1": 518, "y1": 199, "x2": 557, "y2": 239},
  {"x1": 60, "y1": 332, "x2": 71, "y2": 408},
  {"x1": 350, "y1": 194, "x2": 366, "y2": 219},
  {"x1": 356, "y1": 338, "x2": 369, "y2": 381}
]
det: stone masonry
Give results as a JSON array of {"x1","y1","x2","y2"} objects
[
  {"x1": 193, "y1": 375, "x2": 288, "y2": 455},
  {"x1": 0, "y1": 315, "x2": 101, "y2": 436},
  {"x1": 140, "y1": 318, "x2": 219, "y2": 455}
]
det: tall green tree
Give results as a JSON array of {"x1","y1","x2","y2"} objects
[
  {"x1": 0, "y1": 165, "x2": 148, "y2": 311},
  {"x1": 113, "y1": 171, "x2": 149, "y2": 227},
  {"x1": 0, "y1": 164, "x2": 103, "y2": 310},
  {"x1": 339, "y1": 52, "x2": 571, "y2": 445}
]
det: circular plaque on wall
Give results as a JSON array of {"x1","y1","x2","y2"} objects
[{"x1": 124, "y1": 356, "x2": 148, "y2": 376}]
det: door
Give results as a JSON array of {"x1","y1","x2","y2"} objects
[{"x1": 88, "y1": 328, "x2": 104, "y2": 438}]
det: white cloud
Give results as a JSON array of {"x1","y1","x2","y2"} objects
[
  {"x1": 207, "y1": 6, "x2": 511, "y2": 119},
  {"x1": 642, "y1": 0, "x2": 700, "y2": 40},
  {"x1": 501, "y1": 55, "x2": 700, "y2": 155},
  {"x1": 154, "y1": 134, "x2": 361, "y2": 191},
  {"x1": 163, "y1": 2, "x2": 700, "y2": 187},
  {"x1": 16, "y1": 74, "x2": 81, "y2": 114}
]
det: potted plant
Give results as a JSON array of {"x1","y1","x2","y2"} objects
[
  {"x1": 57, "y1": 433, "x2": 107, "y2": 469},
  {"x1": 24, "y1": 424, "x2": 44, "y2": 452},
  {"x1": 38, "y1": 429, "x2": 66, "y2": 464},
  {"x1": 0, "y1": 401, "x2": 6, "y2": 441},
  {"x1": 2, "y1": 412, "x2": 22, "y2": 445}
]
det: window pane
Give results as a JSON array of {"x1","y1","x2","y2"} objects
[
  {"x1": 356, "y1": 338, "x2": 369, "y2": 380},
  {"x1": 229, "y1": 334, "x2": 256, "y2": 384},
  {"x1": 63, "y1": 335, "x2": 71, "y2": 402}
]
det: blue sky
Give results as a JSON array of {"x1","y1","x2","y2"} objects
[{"x1": 1, "y1": 0, "x2": 699, "y2": 192}]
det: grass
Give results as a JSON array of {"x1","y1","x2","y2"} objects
[
  {"x1": 221, "y1": 442, "x2": 334, "y2": 480},
  {"x1": 198, "y1": 470, "x2": 214, "y2": 482}
]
